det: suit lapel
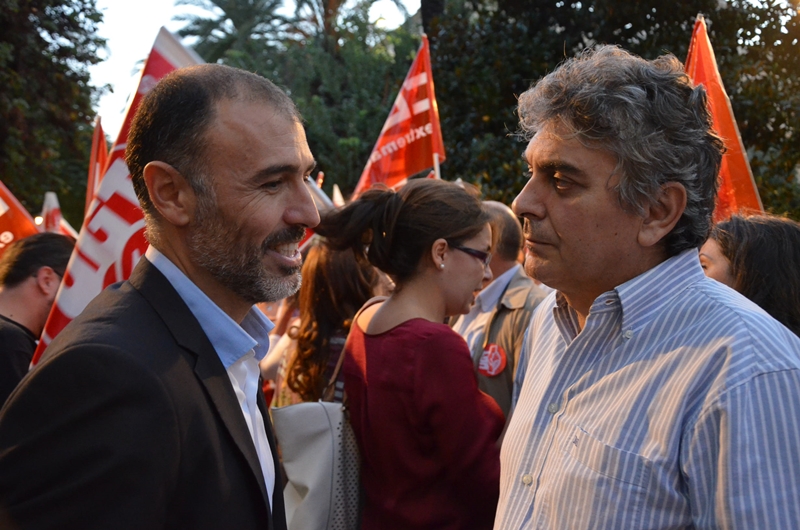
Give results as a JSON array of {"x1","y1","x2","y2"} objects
[{"x1": 128, "y1": 259, "x2": 272, "y2": 513}]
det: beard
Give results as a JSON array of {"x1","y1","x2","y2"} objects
[{"x1": 188, "y1": 200, "x2": 306, "y2": 305}]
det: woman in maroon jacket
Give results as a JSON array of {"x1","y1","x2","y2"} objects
[{"x1": 317, "y1": 179, "x2": 504, "y2": 529}]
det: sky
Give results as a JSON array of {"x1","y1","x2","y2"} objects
[{"x1": 88, "y1": 0, "x2": 417, "y2": 141}]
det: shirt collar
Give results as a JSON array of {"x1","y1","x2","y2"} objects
[
  {"x1": 613, "y1": 248, "x2": 705, "y2": 333},
  {"x1": 476, "y1": 264, "x2": 521, "y2": 312},
  {"x1": 553, "y1": 249, "x2": 704, "y2": 339},
  {"x1": 145, "y1": 246, "x2": 274, "y2": 368}
]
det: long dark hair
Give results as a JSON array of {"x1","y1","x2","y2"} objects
[
  {"x1": 315, "y1": 179, "x2": 490, "y2": 286},
  {"x1": 711, "y1": 214, "x2": 800, "y2": 336},
  {"x1": 286, "y1": 239, "x2": 378, "y2": 401}
]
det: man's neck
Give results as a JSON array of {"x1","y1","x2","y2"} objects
[
  {"x1": 488, "y1": 258, "x2": 517, "y2": 280},
  {"x1": 151, "y1": 243, "x2": 251, "y2": 324},
  {"x1": 0, "y1": 285, "x2": 43, "y2": 336}
]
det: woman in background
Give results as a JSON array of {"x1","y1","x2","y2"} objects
[
  {"x1": 700, "y1": 213, "x2": 800, "y2": 336},
  {"x1": 317, "y1": 179, "x2": 504, "y2": 530}
]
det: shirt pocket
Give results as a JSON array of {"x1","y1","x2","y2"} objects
[
  {"x1": 547, "y1": 424, "x2": 653, "y2": 529},
  {"x1": 564, "y1": 425, "x2": 652, "y2": 488}
]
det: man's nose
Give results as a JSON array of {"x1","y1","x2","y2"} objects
[
  {"x1": 513, "y1": 175, "x2": 546, "y2": 220},
  {"x1": 286, "y1": 180, "x2": 321, "y2": 228}
]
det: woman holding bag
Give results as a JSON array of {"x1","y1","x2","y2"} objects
[{"x1": 317, "y1": 179, "x2": 504, "y2": 530}]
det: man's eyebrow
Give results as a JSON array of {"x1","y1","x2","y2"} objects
[
  {"x1": 528, "y1": 157, "x2": 586, "y2": 178},
  {"x1": 248, "y1": 160, "x2": 318, "y2": 183}
]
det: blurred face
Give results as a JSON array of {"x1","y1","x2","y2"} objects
[
  {"x1": 699, "y1": 238, "x2": 735, "y2": 288},
  {"x1": 513, "y1": 124, "x2": 645, "y2": 313},
  {"x1": 188, "y1": 98, "x2": 320, "y2": 305},
  {"x1": 443, "y1": 224, "x2": 493, "y2": 316}
]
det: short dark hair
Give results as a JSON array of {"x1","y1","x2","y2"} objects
[
  {"x1": 518, "y1": 45, "x2": 724, "y2": 256},
  {"x1": 125, "y1": 64, "x2": 301, "y2": 228},
  {"x1": 0, "y1": 233, "x2": 74, "y2": 288},
  {"x1": 484, "y1": 200, "x2": 523, "y2": 263},
  {"x1": 710, "y1": 214, "x2": 800, "y2": 336},
  {"x1": 316, "y1": 179, "x2": 490, "y2": 285}
]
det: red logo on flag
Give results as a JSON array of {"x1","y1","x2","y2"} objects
[
  {"x1": 0, "y1": 181, "x2": 40, "y2": 260},
  {"x1": 478, "y1": 343, "x2": 507, "y2": 377},
  {"x1": 353, "y1": 35, "x2": 445, "y2": 195}
]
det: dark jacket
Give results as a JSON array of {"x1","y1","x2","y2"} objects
[{"x1": 0, "y1": 258, "x2": 286, "y2": 530}]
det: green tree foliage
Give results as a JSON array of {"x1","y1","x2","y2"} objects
[
  {"x1": 431, "y1": 0, "x2": 800, "y2": 218},
  {"x1": 176, "y1": 0, "x2": 288, "y2": 63},
  {"x1": 274, "y1": 10, "x2": 419, "y2": 193},
  {"x1": 0, "y1": 0, "x2": 105, "y2": 225}
]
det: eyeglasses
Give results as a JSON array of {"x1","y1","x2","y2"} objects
[{"x1": 449, "y1": 244, "x2": 492, "y2": 268}]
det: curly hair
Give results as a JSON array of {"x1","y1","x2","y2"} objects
[
  {"x1": 517, "y1": 45, "x2": 724, "y2": 256},
  {"x1": 286, "y1": 240, "x2": 378, "y2": 401},
  {"x1": 710, "y1": 214, "x2": 800, "y2": 336},
  {"x1": 315, "y1": 179, "x2": 490, "y2": 286}
]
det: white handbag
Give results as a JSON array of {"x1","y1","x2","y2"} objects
[{"x1": 271, "y1": 344, "x2": 361, "y2": 530}]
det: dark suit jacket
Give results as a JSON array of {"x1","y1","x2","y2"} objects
[{"x1": 0, "y1": 258, "x2": 287, "y2": 530}]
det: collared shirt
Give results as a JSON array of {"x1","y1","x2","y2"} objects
[
  {"x1": 453, "y1": 264, "x2": 521, "y2": 357},
  {"x1": 497, "y1": 249, "x2": 800, "y2": 529},
  {"x1": 146, "y1": 246, "x2": 276, "y2": 507}
]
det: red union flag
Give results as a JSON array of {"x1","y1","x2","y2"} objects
[
  {"x1": 353, "y1": 35, "x2": 445, "y2": 195},
  {"x1": 0, "y1": 182, "x2": 41, "y2": 259},
  {"x1": 32, "y1": 28, "x2": 203, "y2": 365},
  {"x1": 85, "y1": 116, "x2": 109, "y2": 217},
  {"x1": 685, "y1": 15, "x2": 763, "y2": 221},
  {"x1": 41, "y1": 192, "x2": 79, "y2": 239}
]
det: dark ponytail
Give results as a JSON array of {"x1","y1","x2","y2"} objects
[{"x1": 316, "y1": 179, "x2": 489, "y2": 285}]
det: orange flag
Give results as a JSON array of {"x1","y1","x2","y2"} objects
[
  {"x1": 353, "y1": 35, "x2": 446, "y2": 196},
  {"x1": 85, "y1": 116, "x2": 109, "y2": 218},
  {"x1": 0, "y1": 182, "x2": 41, "y2": 259},
  {"x1": 685, "y1": 15, "x2": 763, "y2": 220},
  {"x1": 32, "y1": 28, "x2": 203, "y2": 365}
]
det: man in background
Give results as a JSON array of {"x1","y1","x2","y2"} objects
[
  {"x1": 0, "y1": 232, "x2": 73, "y2": 405},
  {"x1": 0, "y1": 64, "x2": 319, "y2": 529},
  {"x1": 497, "y1": 45, "x2": 800, "y2": 529},
  {"x1": 452, "y1": 200, "x2": 546, "y2": 419}
]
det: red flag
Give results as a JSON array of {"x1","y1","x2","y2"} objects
[
  {"x1": 32, "y1": 28, "x2": 203, "y2": 364},
  {"x1": 0, "y1": 182, "x2": 41, "y2": 259},
  {"x1": 685, "y1": 15, "x2": 763, "y2": 220},
  {"x1": 85, "y1": 116, "x2": 109, "y2": 217},
  {"x1": 353, "y1": 35, "x2": 445, "y2": 196},
  {"x1": 41, "y1": 192, "x2": 79, "y2": 239}
]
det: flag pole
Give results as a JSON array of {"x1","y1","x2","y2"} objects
[{"x1": 433, "y1": 153, "x2": 441, "y2": 179}]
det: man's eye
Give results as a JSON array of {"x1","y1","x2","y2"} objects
[
  {"x1": 263, "y1": 180, "x2": 281, "y2": 191},
  {"x1": 552, "y1": 176, "x2": 570, "y2": 190},
  {"x1": 303, "y1": 174, "x2": 312, "y2": 183}
]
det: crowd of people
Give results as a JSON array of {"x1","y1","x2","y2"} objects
[{"x1": 0, "y1": 43, "x2": 798, "y2": 530}]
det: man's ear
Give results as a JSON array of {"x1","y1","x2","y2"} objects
[
  {"x1": 34, "y1": 266, "x2": 61, "y2": 298},
  {"x1": 638, "y1": 181, "x2": 687, "y2": 248},
  {"x1": 142, "y1": 161, "x2": 196, "y2": 227},
  {"x1": 430, "y1": 238, "x2": 449, "y2": 270}
]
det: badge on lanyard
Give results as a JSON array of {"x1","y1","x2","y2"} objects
[{"x1": 478, "y1": 343, "x2": 507, "y2": 377}]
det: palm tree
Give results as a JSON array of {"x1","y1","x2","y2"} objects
[{"x1": 175, "y1": 0, "x2": 288, "y2": 64}]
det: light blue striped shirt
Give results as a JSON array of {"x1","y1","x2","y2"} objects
[{"x1": 496, "y1": 249, "x2": 800, "y2": 529}]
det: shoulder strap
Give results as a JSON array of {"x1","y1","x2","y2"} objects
[{"x1": 321, "y1": 296, "x2": 388, "y2": 402}]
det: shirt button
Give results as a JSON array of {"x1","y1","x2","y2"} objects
[
  {"x1": 623, "y1": 330, "x2": 633, "y2": 339},
  {"x1": 547, "y1": 402, "x2": 559, "y2": 414},
  {"x1": 522, "y1": 474, "x2": 533, "y2": 485}
]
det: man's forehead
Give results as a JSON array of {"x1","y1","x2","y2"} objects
[{"x1": 524, "y1": 123, "x2": 616, "y2": 163}]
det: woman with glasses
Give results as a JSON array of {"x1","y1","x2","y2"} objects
[{"x1": 316, "y1": 179, "x2": 504, "y2": 530}]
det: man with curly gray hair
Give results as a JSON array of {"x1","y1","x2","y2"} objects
[{"x1": 498, "y1": 45, "x2": 800, "y2": 529}]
